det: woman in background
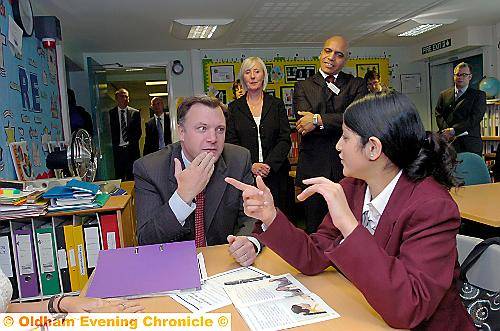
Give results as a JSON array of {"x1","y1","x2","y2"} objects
[
  {"x1": 231, "y1": 79, "x2": 244, "y2": 100},
  {"x1": 226, "y1": 57, "x2": 291, "y2": 212},
  {"x1": 227, "y1": 91, "x2": 475, "y2": 330}
]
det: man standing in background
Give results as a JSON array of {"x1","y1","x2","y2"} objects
[
  {"x1": 144, "y1": 97, "x2": 172, "y2": 156},
  {"x1": 435, "y1": 62, "x2": 486, "y2": 155},
  {"x1": 293, "y1": 35, "x2": 367, "y2": 233},
  {"x1": 109, "y1": 88, "x2": 141, "y2": 180}
]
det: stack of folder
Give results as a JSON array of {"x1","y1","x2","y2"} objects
[
  {"x1": 0, "y1": 188, "x2": 48, "y2": 220},
  {"x1": 44, "y1": 179, "x2": 110, "y2": 212}
]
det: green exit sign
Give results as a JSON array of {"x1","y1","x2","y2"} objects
[{"x1": 422, "y1": 39, "x2": 452, "y2": 55}]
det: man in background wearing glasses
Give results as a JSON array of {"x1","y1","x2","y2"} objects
[{"x1": 435, "y1": 62, "x2": 486, "y2": 155}]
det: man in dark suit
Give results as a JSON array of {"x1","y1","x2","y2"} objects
[
  {"x1": 143, "y1": 97, "x2": 172, "y2": 156},
  {"x1": 435, "y1": 62, "x2": 486, "y2": 155},
  {"x1": 133, "y1": 96, "x2": 260, "y2": 266},
  {"x1": 293, "y1": 35, "x2": 367, "y2": 233},
  {"x1": 109, "y1": 88, "x2": 142, "y2": 180}
]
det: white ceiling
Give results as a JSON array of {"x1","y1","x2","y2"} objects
[{"x1": 35, "y1": 0, "x2": 500, "y2": 53}]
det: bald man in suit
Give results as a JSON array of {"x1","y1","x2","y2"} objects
[{"x1": 294, "y1": 36, "x2": 368, "y2": 233}]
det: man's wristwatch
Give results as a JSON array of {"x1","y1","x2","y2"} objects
[
  {"x1": 313, "y1": 114, "x2": 319, "y2": 126},
  {"x1": 313, "y1": 114, "x2": 324, "y2": 129}
]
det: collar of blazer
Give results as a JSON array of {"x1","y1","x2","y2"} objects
[
  {"x1": 349, "y1": 173, "x2": 415, "y2": 248},
  {"x1": 237, "y1": 93, "x2": 273, "y2": 122},
  {"x1": 168, "y1": 142, "x2": 229, "y2": 230}
]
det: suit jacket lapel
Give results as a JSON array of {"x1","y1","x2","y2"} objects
[
  {"x1": 260, "y1": 94, "x2": 272, "y2": 121},
  {"x1": 168, "y1": 144, "x2": 182, "y2": 187},
  {"x1": 238, "y1": 95, "x2": 255, "y2": 122},
  {"x1": 204, "y1": 155, "x2": 228, "y2": 232},
  {"x1": 312, "y1": 72, "x2": 332, "y2": 102}
]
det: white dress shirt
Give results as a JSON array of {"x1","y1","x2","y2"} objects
[
  {"x1": 361, "y1": 170, "x2": 403, "y2": 234},
  {"x1": 253, "y1": 116, "x2": 264, "y2": 162}
]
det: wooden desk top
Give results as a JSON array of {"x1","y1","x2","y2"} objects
[
  {"x1": 47, "y1": 195, "x2": 131, "y2": 217},
  {"x1": 450, "y1": 183, "x2": 500, "y2": 227},
  {"x1": 82, "y1": 245, "x2": 397, "y2": 330}
]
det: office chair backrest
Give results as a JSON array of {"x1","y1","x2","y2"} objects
[
  {"x1": 456, "y1": 234, "x2": 500, "y2": 291},
  {"x1": 455, "y1": 152, "x2": 491, "y2": 186}
]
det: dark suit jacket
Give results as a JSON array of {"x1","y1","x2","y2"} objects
[
  {"x1": 293, "y1": 71, "x2": 367, "y2": 185},
  {"x1": 226, "y1": 93, "x2": 291, "y2": 173},
  {"x1": 143, "y1": 114, "x2": 172, "y2": 156},
  {"x1": 109, "y1": 106, "x2": 142, "y2": 160},
  {"x1": 133, "y1": 142, "x2": 257, "y2": 246},
  {"x1": 254, "y1": 175, "x2": 474, "y2": 330},
  {"x1": 435, "y1": 87, "x2": 486, "y2": 155}
]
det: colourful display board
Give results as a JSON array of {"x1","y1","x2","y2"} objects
[
  {"x1": 202, "y1": 57, "x2": 390, "y2": 121},
  {"x1": 0, "y1": 4, "x2": 63, "y2": 179}
]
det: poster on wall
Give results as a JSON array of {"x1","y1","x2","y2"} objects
[
  {"x1": 9, "y1": 141, "x2": 33, "y2": 181},
  {"x1": 356, "y1": 64, "x2": 380, "y2": 79},
  {"x1": 0, "y1": 0, "x2": 63, "y2": 180},
  {"x1": 280, "y1": 86, "x2": 295, "y2": 120},
  {"x1": 285, "y1": 65, "x2": 315, "y2": 83},
  {"x1": 210, "y1": 65, "x2": 234, "y2": 83}
]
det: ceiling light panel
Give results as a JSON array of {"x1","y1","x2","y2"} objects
[{"x1": 398, "y1": 24, "x2": 442, "y2": 36}]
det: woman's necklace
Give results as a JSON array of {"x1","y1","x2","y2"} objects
[{"x1": 247, "y1": 93, "x2": 263, "y2": 116}]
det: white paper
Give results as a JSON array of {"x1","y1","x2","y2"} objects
[
  {"x1": 197, "y1": 252, "x2": 208, "y2": 282},
  {"x1": 68, "y1": 248, "x2": 76, "y2": 268},
  {"x1": 77, "y1": 244, "x2": 85, "y2": 275},
  {"x1": 238, "y1": 292, "x2": 339, "y2": 331},
  {"x1": 224, "y1": 273, "x2": 306, "y2": 307},
  {"x1": 16, "y1": 234, "x2": 34, "y2": 275},
  {"x1": 84, "y1": 227, "x2": 100, "y2": 268},
  {"x1": 327, "y1": 82, "x2": 340, "y2": 95},
  {"x1": 107, "y1": 232, "x2": 116, "y2": 249},
  {"x1": 223, "y1": 274, "x2": 340, "y2": 331},
  {"x1": 0, "y1": 236, "x2": 14, "y2": 277},
  {"x1": 8, "y1": 16, "x2": 23, "y2": 54},
  {"x1": 36, "y1": 232, "x2": 55, "y2": 273},
  {"x1": 170, "y1": 266, "x2": 269, "y2": 313},
  {"x1": 57, "y1": 249, "x2": 68, "y2": 269},
  {"x1": 401, "y1": 74, "x2": 421, "y2": 94}
]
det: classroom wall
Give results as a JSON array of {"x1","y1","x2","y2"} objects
[
  {"x1": 80, "y1": 45, "x2": 430, "y2": 128},
  {"x1": 0, "y1": 3, "x2": 64, "y2": 180}
]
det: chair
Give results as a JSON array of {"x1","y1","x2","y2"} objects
[
  {"x1": 455, "y1": 152, "x2": 491, "y2": 186},
  {"x1": 456, "y1": 234, "x2": 500, "y2": 291}
]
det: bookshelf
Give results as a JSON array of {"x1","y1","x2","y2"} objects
[
  {"x1": 482, "y1": 102, "x2": 500, "y2": 162},
  {"x1": 0, "y1": 195, "x2": 136, "y2": 302}
]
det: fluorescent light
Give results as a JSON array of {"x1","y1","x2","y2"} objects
[
  {"x1": 188, "y1": 25, "x2": 217, "y2": 39},
  {"x1": 149, "y1": 92, "x2": 168, "y2": 97},
  {"x1": 145, "y1": 80, "x2": 168, "y2": 86},
  {"x1": 125, "y1": 68, "x2": 143, "y2": 72},
  {"x1": 398, "y1": 24, "x2": 443, "y2": 37},
  {"x1": 171, "y1": 19, "x2": 233, "y2": 40}
]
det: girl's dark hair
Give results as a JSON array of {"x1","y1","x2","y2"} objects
[{"x1": 343, "y1": 91, "x2": 460, "y2": 189}]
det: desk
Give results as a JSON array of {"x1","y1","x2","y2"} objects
[
  {"x1": 450, "y1": 183, "x2": 500, "y2": 227},
  {"x1": 82, "y1": 245, "x2": 398, "y2": 330}
]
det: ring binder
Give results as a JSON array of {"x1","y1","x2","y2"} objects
[{"x1": 87, "y1": 240, "x2": 200, "y2": 298}]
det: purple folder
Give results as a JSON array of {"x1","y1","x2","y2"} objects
[
  {"x1": 14, "y1": 229, "x2": 40, "y2": 298},
  {"x1": 86, "y1": 240, "x2": 200, "y2": 298}
]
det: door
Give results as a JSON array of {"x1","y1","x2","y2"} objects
[
  {"x1": 87, "y1": 57, "x2": 115, "y2": 180},
  {"x1": 429, "y1": 62, "x2": 453, "y2": 131}
]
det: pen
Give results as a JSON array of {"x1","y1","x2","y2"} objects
[{"x1": 224, "y1": 275, "x2": 270, "y2": 285}]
